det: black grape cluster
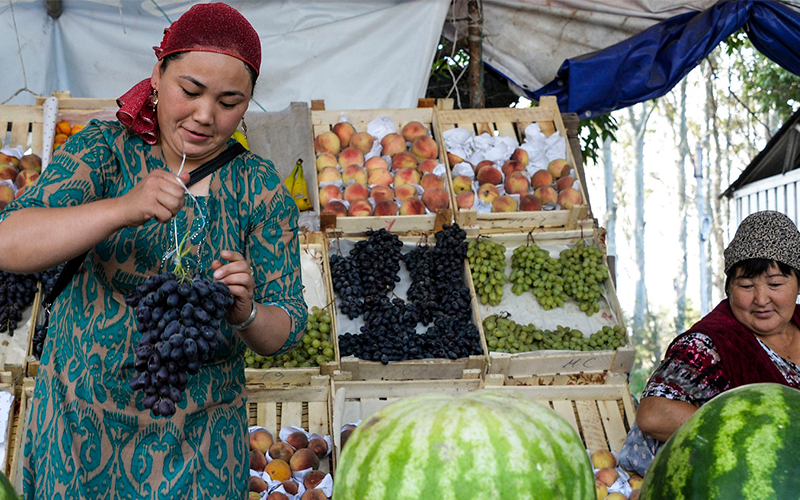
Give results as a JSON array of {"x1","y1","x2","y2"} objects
[
  {"x1": 125, "y1": 272, "x2": 234, "y2": 417},
  {"x1": 0, "y1": 271, "x2": 39, "y2": 335},
  {"x1": 30, "y1": 263, "x2": 66, "y2": 358},
  {"x1": 329, "y1": 254, "x2": 363, "y2": 319}
]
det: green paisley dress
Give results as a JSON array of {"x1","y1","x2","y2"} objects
[{"x1": 0, "y1": 120, "x2": 307, "y2": 499}]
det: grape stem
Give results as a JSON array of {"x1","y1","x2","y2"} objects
[{"x1": 172, "y1": 232, "x2": 192, "y2": 283}]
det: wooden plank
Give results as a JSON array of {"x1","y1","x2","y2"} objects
[
  {"x1": 550, "y1": 400, "x2": 580, "y2": 436},
  {"x1": 575, "y1": 400, "x2": 607, "y2": 452},
  {"x1": 597, "y1": 399, "x2": 628, "y2": 453},
  {"x1": 281, "y1": 401, "x2": 304, "y2": 429},
  {"x1": 0, "y1": 373, "x2": 14, "y2": 478},
  {"x1": 9, "y1": 379, "x2": 33, "y2": 493},
  {"x1": 307, "y1": 401, "x2": 328, "y2": 435}
]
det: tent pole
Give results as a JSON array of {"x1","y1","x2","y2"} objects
[{"x1": 467, "y1": 0, "x2": 484, "y2": 108}]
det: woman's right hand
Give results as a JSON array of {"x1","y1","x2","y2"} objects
[{"x1": 119, "y1": 170, "x2": 191, "y2": 226}]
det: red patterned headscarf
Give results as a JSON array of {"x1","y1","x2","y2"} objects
[{"x1": 116, "y1": 2, "x2": 261, "y2": 144}]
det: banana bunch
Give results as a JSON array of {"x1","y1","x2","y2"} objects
[{"x1": 284, "y1": 159, "x2": 311, "y2": 211}]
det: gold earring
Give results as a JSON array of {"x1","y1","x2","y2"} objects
[
  {"x1": 150, "y1": 88, "x2": 158, "y2": 107},
  {"x1": 241, "y1": 117, "x2": 248, "y2": 139}
]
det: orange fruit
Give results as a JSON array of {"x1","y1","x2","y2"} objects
[
  {"x1": 56, "y1": 120, "x2": 72, "y2": 136},
  {"x1": 264, "y1": 459, "x2": 291, "y2": 482},
  {"x1": 70, "y1": 124, "x2": 85, "y2": 135},
  {"x1": 54, "y1": 134, "x2": 68, "y2": 145}
]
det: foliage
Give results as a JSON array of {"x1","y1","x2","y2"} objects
[{"x1": 579, "y1": 113, "x2": 620, "y2": 165}]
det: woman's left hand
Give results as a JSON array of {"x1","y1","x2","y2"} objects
[{"x1": 211, "y1": 249, "x2": 255, "y2": 325}]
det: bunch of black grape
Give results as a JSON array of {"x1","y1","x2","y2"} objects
[
  {"x1": 329, "y1": 254, "x2": 363, "y2": 319},
  {"x1": 559, "y1": 240, "x2": 609, "y2": 315},
  {"x1": 29, "y1": 263, "x2": 66, "y2": 358},
  {"x1": 0, "y1": 271, "x2": 39, "y2": 335},
  {"x1": 125, "y1": 272, "x2": 233, "y2": 417},
  {"x1": 509, "y1": 243, "x2": 567, "y2": 310},
  {"x1": 467, "y1": 237, "x2": 507, "y2": 305}
]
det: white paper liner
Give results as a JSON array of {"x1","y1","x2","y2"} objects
[{"x1": 367, "y1": 116, "x2": 397, "y2": 143}]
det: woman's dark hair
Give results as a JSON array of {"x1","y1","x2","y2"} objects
[
  {"x1": 725, "y1": 258, "x2": 800, "y2": 294},
  {"x1": 160, "y1": 52, "x2": 258, "y2": 91}
]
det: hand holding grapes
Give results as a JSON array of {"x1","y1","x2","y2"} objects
[
  {"x1": 211, "y1": 249, "x2": 255, "y2": 327},
  {"x1": 120, "y1": 170, "x2": 191, "y2": 226}
]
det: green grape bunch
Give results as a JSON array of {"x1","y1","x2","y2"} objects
[
  {"x1": 244, "y1": 306, "x2": 334, "y2": 369},
  {"x1": 482, "y1": 314, "x2": 627, "y2": 353},
  {"x1": 467, "y1": 237, "x2": 507, "y2": 306},
  {"x1": 559, "y1": 240, "x2": 610, "y2": 315}
]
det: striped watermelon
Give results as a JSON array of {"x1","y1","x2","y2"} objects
[
  {"x1": 641, "y1": 383, "x2": 800, "y2": 500},
  {"x1": 333, "y1": 390, "x2": 594, "y2": 500}
]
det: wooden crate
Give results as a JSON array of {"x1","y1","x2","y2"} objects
[
  {"x1": 483, "y1": 373, "x2": 636, "y2": 455},
  {"x1": 331, "y1": 377, "x2": 484, "y2": 461},
  {"x1": 0, "y1": 283, "x2": 37, "y2": 381},
  {"x1": 0, "y1": 372, "x2": 15, "y2": 479},
  {"x1": 327, "y1": 233, "x2": 488, "y2": 381},
  {"x1": 465, "y1": 229, "x2": 635, "y2": 379},
  {"x1": 310, "y1": 100, "x2": 457, "y2": 234},
  {"x1": 246, "y1": 375, "x2": 333, "y2": 474},
  {"x1": 245, "y1": 241, "x2": 340, "y2": 385},
  {"x1": 9, "y1": 378, "x2": 33, "y2": 494},
  {"x1": 435, "y1": 96, "x2": 593, "y2": 230}
]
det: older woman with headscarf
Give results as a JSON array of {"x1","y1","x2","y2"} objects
[
  {"x1": 0, "y1": 4, "x2": 306, "y2": 498},
  {"x1": 619, "y1": 210, "x2": 800, "y2": 476}
]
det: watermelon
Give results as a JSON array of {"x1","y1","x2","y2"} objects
[
  {"x1": 640, "y1": 383, "x2": 800, "y2": 500},
  {"x1": 333, "y1": 389, "x2": 594, "y2": 500},
  {"x1": 0, "y1": 471, "x2": 19, "y2": 500}
]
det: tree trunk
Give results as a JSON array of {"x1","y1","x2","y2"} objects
[
  {"x1": 629, "y1": 103, "x2": 650, "y2": 334},
  {"x1": 603, "y1": 137, "x2": 616, "y2": 258},
  {"x1": 674, "y1": 79, "x2": 689, "y2": 335},
  {"x1": 467, "y1": 0, "x2": 484, "y2": 109}
]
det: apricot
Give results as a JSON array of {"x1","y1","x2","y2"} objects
[
  {"x1": 249, "y1": 475, "x2": 269, "y2": 493},
  {"x1": 303, "y1": 470, "x2": 327, "y2": 490},
  {"x1": 289, "y1": 447, "x2": 320, "y2": 471},
  {"x1": 250, "y1": 449, "x2": 267, "y2": 472},
  {"x1": 268, "y1": 442, "x2": 294, "y2": 462},
  {"x1": 265, "y1": 458, "x2": 292, "y2": 482},
  {"x1": 285, "y1": 431, "x2": 309, "y2": 450},
  {"x1": 55, "y1": 120, "x2": 72, "y2": 136}
]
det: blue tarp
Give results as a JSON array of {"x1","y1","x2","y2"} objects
[{"x1": 530, "y1": 0, "x2": 800, "y2": 119}]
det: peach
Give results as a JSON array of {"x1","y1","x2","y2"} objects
[
  {"x1": 250, "y1": 476, "x2": 269, "y2": 493},
  {"x1": 630, "y1": 490, "x2": 641, "y2": 500},
  {"x1": 56, "y1": 120, "x2": 72, "y2": 136},
  {"x1": 556, "y1": 175, "x2": 576, "y2": 192},
  {"x1": 250, "y1": 449, "x2": 267, "y2": 472},
  {"x1": 456, "y1": 191, "x2": 475, "y2": 209},
  {"x1": 350, "y1": 131, "x2": 375, "y2": 154},
  {"x1": 339, "y1": 147, "x2": 365, "y2": 168},
  {"x1": 14, "y1": 186, "x2": 27, "y2": 199},
  {"x1": 322, "y1": 200, "x2": 347, "y2": 217},
  {"x1": 340, "y1": 425, "x2": 356, "y2": 449},
  {"x1": 628, "y1": 474, "x2": 644, "y2": 491},
  {"x1": 447, "y1": 151, "x2": 465, "y2": 167},
  {"x1": 53, "y1": 133, "x2": 68, "y2": 148},
  {"x1": 0, "y1": 163, "x2": 18, "y2": 182},
  {"x1": 374, "y1": 200, "x2": 398, "y2": 216},
  {"x1": 477, "y1": 183, "x2": 500, "y2": 204},
  {"x1": 399, "y1": 197, "x2": 426, "y2": 215},
  {"x1": 511, "y1": 147, "x2": 529, "y2": 166},
  {"x1": 594, "y1": 479, "x2": 608, "y2": 500},
  {"x1": 519, "y1": 194, "x2": 543, "y2": 211},
  {"x1": 265, "y1": 458, "x2": 292, "y2": 482},
  {"x1": 0, "y1": 153, "x2": 19, "y2": 168},
  {"x1": 317, "y1": 166, "x2": 342, "y2": 183},
  {"x1": 0, "y1": 185, "x2": 14, "y2": 207},
  {"x1": 391, "y1": 151, "x2": 418, "y2": 171},
  {"x1": 303, "y1": 470, "x2": 327, "y2": 490},
  {"x1": 590, "y1": 449, "x2": 617, "y2": 469},
  {"x1": 250, "y1": 429, "x2": 274, "y2": 454},
  {"x1": 604, "y1": 493, "x2": 626, "y2": 500},
  {"x1": 332, "y1": 122, "x2": 356, "y2": 148},
  {"x1": 343, "y1": 182, "x2": 369, "y2": 203},
  {"x1": 595, "y1": 467, "x2": 619, "y2": 487},
  {"x1": 531, "y1": 169, "x2": 554, "y2": 189},
  {"x1": 364, "y1": 156, "x2": 389, "y2": 172},
  {"x1": 419, "y1": 173, "x2": 444, "y2": 192},
  {"x1": 380, "y1": 133, "x2": 406, "y2": 157},
  {"x1": 285, "y1": 431, "x2": 309, "y2": 450},
  {"x1": 557, "y1": 187, "x2": 583, "y2": 209},
  {"x1": 417, "y1": 159, "x2": 438, "y2": 175},
  {"x1": 314, "y1": 131, "x2": 340, "y2": 155},
  {"x1": 300, "y1": 490, "x2": 327, "y2": 500},
  {"x1": 504, "y1": 171, "x2": 529, "y2": 195},
  {"x1": 422, "y1": 187, "x2": 449, "y2": 212},
  {"x1": 348, "y1": 199, "x2": 373, "y2": 217},
  {"x1": 318, "y1": 185, "x2": 342, "y2": 208},
  {"x1": 534, "y1": 186, "x2": 558, "y2": 205},
  {"x1": 411, "y1": 135, "x2": 438, "y2": 160},
  {"x1": 342, "y1": 165, "x2": 368, "y2": 185},
  {"x1": 15, "y1": 169, "x2": 39, "y2": 190},
  {"x1": 289, "y1": 447, "x2": 320, "y2": 471},
  {"x1": 501, "y1": 159, "x2": 525, "y2": 177},
  {"x1": 474, "y1": 160, "x2": 495, "y2": 176},
  {"x1": 394, "y1": 184, "x2": 417, "y2": 201},
  {"x1": 307, "y1": 438, "x2": 328, "y2": 459},
  {"x1": 281, "y1": 480, "x2": 299, "y2": 495},
  {"x1": 392, "y1": 167, "x2": 420, "y2": 187},
  {"x1": 266, "y1": 492, "x2": 289, "y2": 500},
  {"x1": 368, "y1": 168, "x2": 393, "y2": 187},
  {"x1": 476, "y1": 165, "x2": 502, "y2": 186},
  {"x1": 250, "y1": 491, "x2": 264, "y2": 499},
  {"x1": 401, "y1": 120, "x2": 428, "y2": 143},
  {"x1": 269, "y1": 442, "x2": 295, "y2": 463},
  {"x1": 370, "y1": 185, "x2": 395, "y2": 203},
  {"x1": 315, "y1": 153, "x2": 338, "y2": 172},
  {"x1": 491, "y1": 195, "x2": 517, "y2": 212},
  {"x1": 19, "y1": 154, "x2": 42, "y2": 173},
  {"x1": 548, "y1": 158, "x2": 571, "y2": 179},
  {"x1": 451, "y1": 175, "x2": 473, "y2": 194}
]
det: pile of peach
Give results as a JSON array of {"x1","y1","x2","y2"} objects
[
  {"x1": 449, "y1": 147, "x2": 583, "y2": 213},
  {"x1": 0, "y1": 152, "x2": 42, "y2": 208},
  {"x1": 53, "y1": 120, "x2": 84, "y2": 151},
  {"x1": 315, "y1": 120, "x2": 449, "y2": 217},
  {"x1": 249, "y1": 428, "x2": 332, "y2": 499},
  {"x1": 590, "y1": 449, "x2": 643, "y2": 500}
]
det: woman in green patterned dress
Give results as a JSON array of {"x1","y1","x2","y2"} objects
[{"x1": 0, "y1": 4, "x2": 306, "y2": 499}]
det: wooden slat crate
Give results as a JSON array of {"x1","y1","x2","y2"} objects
[
  {"x1": 0, "y1": 372, "x2": 15, "y2": 479},
  {"x1": 9, "y1": 378, "x2": 33, "y2": 494},
  {"x1": 245, "y1": 242, "x2": 340, "y2": 385},
  {"x1": 327, "y1": 233, "x2": 488, "y2": 381},
  {"x1": 331, "y1": 377, "x2": 484, "y2": 461},
  {"x1": 435, "y1": 96, "x2": 593, "y2": 231},
  {"x1": 310, "y1": 100, "x2": 457, "y2": 234},
  {"x1": 0, "y1": 285, "x2": 36, "y2": 381},
  {"x1": 246, "y1": 375, "x2": 334, "y2": 474},
  {"x1": 466, "y1": 229, "x2": 635, "y2": 379}
]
